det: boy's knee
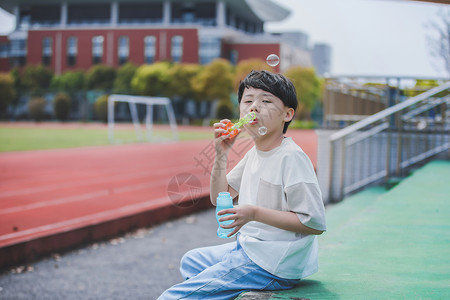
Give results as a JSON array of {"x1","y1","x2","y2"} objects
[
  {"x1": 180, "y1": 248, "x2": 197, "y2": 267},
  {"x1": 180, "y1": 249, "x2": 198, "y2": 280}
]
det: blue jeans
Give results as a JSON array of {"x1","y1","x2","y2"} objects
[{"x1": 157, "y1": 240, "x2": 299, "y2": 300}]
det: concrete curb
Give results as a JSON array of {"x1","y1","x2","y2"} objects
[{"x1": 0, "y1": 195, "x2": 213, "y2": 271}]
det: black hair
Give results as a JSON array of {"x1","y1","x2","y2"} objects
[{"x1": 237, "y1": 70, "x2": 298, "y2": 133}]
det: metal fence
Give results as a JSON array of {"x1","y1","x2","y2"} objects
[{"x1": 318, "y1": 81, "x2": 450, "y2": 203}]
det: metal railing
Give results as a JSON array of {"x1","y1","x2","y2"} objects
[
  {"x1": 326, "y1": 82, "x2": 450, "y2": 202},
  {"x1": 322, "y1": 76, "x2": 443, "y2": 128}
]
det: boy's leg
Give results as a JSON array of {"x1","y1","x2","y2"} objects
[
  {"x1": 158, "y1": 242, "x2": 299, "y2": 300},
  {"x1": 180, "y1": 242, "x2": 236, "y2": 280}
]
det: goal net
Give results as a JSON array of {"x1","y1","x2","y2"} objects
[{"x1": 108, "y1": 94, "x2": 178, "y2": 143}]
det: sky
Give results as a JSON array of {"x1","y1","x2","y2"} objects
[
  {"x1": 266, "y1": 0, "x2": 448, "y2": 78},
  {"x1": 0, "y1": 0, "x2": 448, "y2": 78}
]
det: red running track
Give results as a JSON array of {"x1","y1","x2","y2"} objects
[{"x1": 0, "y1": 129, "x2": 317, "y2": 268}]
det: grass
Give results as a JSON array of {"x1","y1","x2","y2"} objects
[{"x1": 0, "y1": 125, "x2": 212, "y2": 152}]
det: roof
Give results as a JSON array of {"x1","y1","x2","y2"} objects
[
  {"x1": 0, "y1": 0, "x2": 291, "y2": 22},
  {"x1": 245, "y1": 0, "x2": 290, "y2": 22}
]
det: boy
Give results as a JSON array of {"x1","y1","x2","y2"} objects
[{"x1": 158, "y1": 70, "x2": 326, "y2": 299}]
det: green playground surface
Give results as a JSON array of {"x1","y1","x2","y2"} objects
[
  {"x1": 238, "y1": 160, "x2": 450, "y2": 299},
  {"x1": 0, "y1": 124, "x2": 212, "y2": 152}
]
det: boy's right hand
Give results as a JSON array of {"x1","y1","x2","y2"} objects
[{"x1": 213, "y1": 119, "x2": 240, "y2": 156}]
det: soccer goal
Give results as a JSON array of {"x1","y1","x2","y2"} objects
[{"x1": 108, "y1": 94, "x2": 178, "y2": 143}]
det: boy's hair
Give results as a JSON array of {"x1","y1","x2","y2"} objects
[{"x1": 237, "y1": 70, "x2": 298, "y2": 133}]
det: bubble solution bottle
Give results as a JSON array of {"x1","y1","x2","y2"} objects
[{"x1": 216, "y1": 192, "x2": 235, "y2": 238}]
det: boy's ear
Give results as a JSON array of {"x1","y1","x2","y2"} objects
[{"x1": 284, "y1": 108, "x2": 295, "y2": 122}]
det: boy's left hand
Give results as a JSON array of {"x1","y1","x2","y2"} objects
[{"x1": 217, "y1": 205, "x2": 256, "y2": 238}]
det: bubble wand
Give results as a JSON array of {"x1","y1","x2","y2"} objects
[{"x1": 220, "y1": 112, "x2": 256, "y2": 138}]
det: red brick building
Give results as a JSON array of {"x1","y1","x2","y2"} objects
[
  {"x1": 0, "y1": 0, "x2": 319, "y2": 74},
  {"x1": 25, "y1": 28, "x2": 199, "y2": 73},
  {"x1": 0, "y1": 36, "x2": 10, "y2": 71}
]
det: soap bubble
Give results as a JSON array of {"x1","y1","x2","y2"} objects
[
  {"x1": 417, "y1": 120, "x2": 427, "y2": 130},
  {"x1": 266, "y1": 54, "x2": 280, "y2": 67},
  {"x1": 258, "y1": 126, "x2": 268, "y2": 136}
]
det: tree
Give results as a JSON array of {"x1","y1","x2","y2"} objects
[
  {"x1": 9, "y1": 68, "x2": 22, "y2": 107},
  {"x1": 86, "y1": 65, "x2": 116, "y2": 90},
  {"x1": 167, "y1": 63, "x2": 202, "y2": 100},
  {"x1": 22, "y1": 65, "x2": 54, "y2": 95},
  {"x1": 191, "y1": 59, "x2": 234, "y2": 102},
  {"x1": 0, "y1": 73, "x2": 16, "y2": 114},
  {"x1": 131, "y1": 62, "x2": 172, "y2": 96},
  {"x1": 426, "y1": 8, "x2": 450, "y2": 76},
  {"x1": 284, "y1": 66, "x2": 321, "y2": 120},
  {"x1": 53, "y1": 92, "x2": 71, "y2": 121},
  {"x1": 94, "y1": 94, "x2": 109, "y2": 123},
  {"x1": 113, "y1": 62, "x2": 137, "y2": 93},
  {"x1": 28, "y1": 97, "x2": 47, "y2": 121},
  {"x1": 51, "y1": 71, "x2": 86, "y2": 91}
]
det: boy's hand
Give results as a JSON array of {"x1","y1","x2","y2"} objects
[
  {"x1": 213, "y1": 119, "x2": 240, "y2": 156},
  {"x1": 217, "y1": 205, "x2": 256, "y2": 238}
]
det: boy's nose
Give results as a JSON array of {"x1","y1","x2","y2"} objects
[{"x1": 249, "y1": 102, "x2": 260, "y2": 113}]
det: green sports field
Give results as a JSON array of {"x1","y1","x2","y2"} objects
[{"x1": 0, "y1": 124, "x2": 212, "y2": 152}]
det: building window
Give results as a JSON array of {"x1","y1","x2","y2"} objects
[
  {"x1": 67, "y1": 37, "x2": 77, "y2": 66},
  {"x1": 0, "y1": 42, "x2": 9, "y2": 58},
  {"x1": 171, "y1": 2, "x2": 216, "y2": 26},
  {"x1": 230, "y1": 50, "x2": 238, "y2": 65},
  {"x1": 10, "y1": 39, "x2": 27, "y2": 67},
  {"x1": 199, "y1": 37, "x2": 221, "y2": 65},
  {"x1": 30, "y1": 5, "x2": 60, "y2": 27},
  {"x1": 119, "y1": 3, "x2": 163, "y2": 24},
  {"x1": 181, "y1": 3, "x2": 195, "y2": 23},
  {"x1": 171, "y1": 35, "x2": 183, "y2": 63},
  {"x1": 92, "y1": 35, "x2": 104, "y2": 64},
  {"x1": 144, "y1": 36, "x2": 156, "y2": 64},
  {"x1": 68, "y1": 4, "x2": 110, "y2": 25},
  {"x1": 18, "y1": 8, "x2": 31, "y2": 30},
  {"x1": 118, "y1": 36, "x2": 129, "y2": 65},
  {"x1": 42, "y1": 37, "x2": 52, "y2": 66}
]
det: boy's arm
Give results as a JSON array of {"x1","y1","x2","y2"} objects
[
  {"x1": 252, "y1": 206, "x2": 324, "y2": 235},
  {"x1": 210, "y1": 153, "x2": 238, "y2": 205},
  {"x1": 218, "y1": 205, "x2": 324, "y2": 237},
  {"x1": 210, "y1": 120, "x2": 239, "y2": 206}
]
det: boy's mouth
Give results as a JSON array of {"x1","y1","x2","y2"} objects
[{"x1": 249, "y1": 118, "x2": 258, "y2": 125}]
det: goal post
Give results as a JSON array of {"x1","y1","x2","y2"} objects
[{"x1": 108, "y1": 94, "x2": 178, "y2": 143}]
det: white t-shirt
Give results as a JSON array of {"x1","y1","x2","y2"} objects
[{"x1": 227, "y1": 137, "x2": 327, "y2": 279}]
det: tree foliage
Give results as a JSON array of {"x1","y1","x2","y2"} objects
[
  {"x1": 131, "y1": 62, "x2": 172, "y2": 96},
  {"x1": 284, "y1": 66, "x2": 321, "y2": 119},
  {"x1": 0, "y1": 73, "x2": 16, "y2": 113},
  {"x1": 86, "y1": 65, "x2": 116, "y2": 90},
  {"x1": 51, "y1": 71, "x2": 86, "y2": 91},
  {"x1": 53, "y1": 92, "x2": 71, "y2": 121},
  {"x1": 426, "y1": 8, "x2": 450, "y2": 76},
  {"x1": 191, "y1": 59, "x2": 233, "y2": 101},
  {"x1": 94, "y1": 94, "x2": 109, "y2": 123},
  {"x1": 22, "y1": 65, "x2": 54, "y2": 95},
  {"x1": 167, "y1": 63, "x2": 202, "y2": 100},
  {"x1": 28, "y1": 97, "x2": 47, "y2": 121},
  {"x1": 113, "y1": 63, "x2": 137, "y2": 93},
  {"x1": 9, "y1": 68, "x2": 22, "y2": 100},
  {"x1": 2, "y1": 54, "x2": 328, "y2": 123}
]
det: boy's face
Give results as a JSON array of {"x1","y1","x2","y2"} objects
[{"x1": 239, "y1": 87, "x2": 294, "y2": 137}]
